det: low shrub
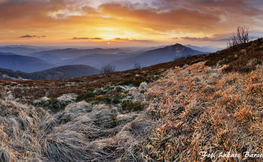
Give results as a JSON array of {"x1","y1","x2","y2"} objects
[{"x1": 121, "y1": 101, "x2": 145, "y2": 112}]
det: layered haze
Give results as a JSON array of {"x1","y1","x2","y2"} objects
[{"x1": 0, "y1": 43, "x2": 206, "y2": 79}]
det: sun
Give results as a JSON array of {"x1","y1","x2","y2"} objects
[{"x1": 107, "y1": 42, "x2": 110, "y2": 45}]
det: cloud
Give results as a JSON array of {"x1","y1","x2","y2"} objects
[
  {"x1": 99, "y1": 3, "x2": 220, "y2": 33},
  {"x1": 180, "y1": 36, "x2": 230, "y2": 42},
  {"x1": 2, "y1": 0, "x2": 261, "y2": 33},
  {"x1": 19, "y1": 35, "x2": 36, "y2": 38},
  {"x1": 162, "y1": 0, "x2": 262, "y2": 17},
  {"x1": 114, "y1": 38, "x2": 129, "y2": 41},
  {"x1": 99, "y1": 0, "x2": 263, "y2": 32},
  {"x1": 19, "y1": 35, "x2": 46, "y2": 38},
  {"x1": 114, "y1": 37, "x2": 155, "y2": 43},
  {"x1": 72, "y1": 37, "x2": 103, "y2": 40},
  {"x1": 0, "y1": 0, "x2": 263, "y2": 45},
  {"x1": 180, "y1": 32, "x2": 239, "y2": 42},
  {"x1": 181, "y1": 30, "x2": 263, "y2": 42}
]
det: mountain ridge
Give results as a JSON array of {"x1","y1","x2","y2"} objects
[
  {"x1": 0, "y1": 64, "x2": 100, "y2": 80},
  {"x1": 0, "y1": 52, "x2": 57, "y2": 72},
  {"x1": 28, "y1": 48, "x2": 126, "y2": 65},
  {"x1": 109, "y1": 43, "x2": 204, "y2": 71}
]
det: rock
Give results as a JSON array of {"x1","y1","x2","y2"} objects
[
  {"x1": 33, "y1": 96, "x2": 50, "y2": 104},
  {"x1": 210, "y1": 73, "x2": 221, "y2": 79},
  {"x1": 65, "y1": 101, "x2": 92, "y2": 113},
  {"x1": 139, "y1": 82, "x2": 149, "y2": 91},
  {"x1": 206, "y1": 67, "x2": 218, "y2": 73},
  {"x1": 256, "y1": 64, "x2": 262, "y2": 69},
  {"x1": 57, "y1": 93, "x2": 77, "y2": 103}
]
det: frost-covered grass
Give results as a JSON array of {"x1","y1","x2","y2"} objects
[
  {"x1": 0, "y1": 81, "x2": 151, "y2": 161},
  {"x1": 0, "y1": 96, "x2": 152, "y2": 161}
]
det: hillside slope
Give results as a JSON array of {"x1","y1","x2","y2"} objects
[
  {"x1": 30, "y1": 65, "x2": 100, "y2": 80},
  {"x1": 143, "y1": 61, "x2": 263, "y2": 161},
  {"x1": 0, "y1": 38, "x2": 262, "y2": 161}
]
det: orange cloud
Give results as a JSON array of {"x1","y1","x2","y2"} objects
[
  {"x1": 113, "y1": 37, "x2": 155, "y2": 43},
  {"x1": 72, "y1": 37, "x2": 102, "y2": 40},
  {"x1": 0, "y1": 0, "x2": 262, "y2": 46},
  {"x1": 99, "y1": 3, "x2": 220, "y2": 33}
]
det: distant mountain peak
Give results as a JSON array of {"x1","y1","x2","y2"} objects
[
  {"x1": 174, "y1": 43, "x2": 182, "y2": 45},
  {"x1": 170, "y1": 43, "x2": 186, "y2": 48},
  {"x1": 109, "y1": 43, "x2": 204, "y2": 71},
  {"x1": 166, "y1": 43, "x2": 188, "y2": 52}
]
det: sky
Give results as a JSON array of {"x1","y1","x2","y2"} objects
[{"x1": 0, "y1": 0, "x2": 263, "y2": 48}]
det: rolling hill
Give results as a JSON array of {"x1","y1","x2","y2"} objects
[
  {"x1": 60, "y1": 53, "x2": 139, "y2": 68},
  {"x1": 0, "y1": 52, "x2": 57, "y2": 72},
  {"x1": 25, "y1": 44, "x2": 204, "y2": 71},
  {"x1": 0, "y1": 45, "x2": 39, "y2": 55},
  {"x1": 29, "y1": 48, "x2": 126, "y2": 65},
  {"x1": 30, "y1": 65, "x2": 100, "y2": 80},
  {"x1": 0, "y1": 65, "x2": 100, "y2": 80}
]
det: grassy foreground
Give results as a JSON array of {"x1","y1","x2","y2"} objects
[{"x1": 0, "y1": 38, "x2": 263, "y2": 161}]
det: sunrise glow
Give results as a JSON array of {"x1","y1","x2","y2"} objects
[{"x1": 0, "y1": 0, "x2": 262, "y2": 47}]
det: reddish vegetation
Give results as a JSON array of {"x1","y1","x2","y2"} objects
[{"x1": 206, "y1": 38, "x2": 263, "y2": 73}]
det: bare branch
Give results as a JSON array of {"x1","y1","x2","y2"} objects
[
  {"x1": 101, "y1": 64, "x2": 116, "y2": 73},
  {"x1": 227, "y1": 26, "x2": 249, "y2": 48},
  {"x1": 134, "y1": 63, "x2": 141, "y2": 69}
]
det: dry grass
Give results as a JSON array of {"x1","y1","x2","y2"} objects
[
  {"x1": 142, "y1": 61, "x2": 263, "y2": 161},
  {"x1": 0, "y1": 88, "x2": 152, "y2": 161}
]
